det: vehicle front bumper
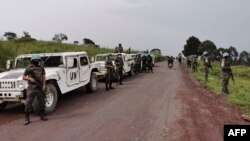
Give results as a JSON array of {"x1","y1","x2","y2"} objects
[{"x1": 0, "y1": 91, "x2": 26, "y2": 104}]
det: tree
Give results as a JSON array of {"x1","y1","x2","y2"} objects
[
  {"x1": 239, "y1": 51, "x2": 249, "y2": 63},
  {"x1": 83, "y1": 38, "x2": 95, "y2": 45},
  {"x1": 182, "y1": 36, "x2": 201, "y2": 57},
  {"x1": 198, "y1": 40, "x2": 217, "y2": 55},
  {"x1": 228, "y1": 46, "x2": 239, "y2": 60},
  {"x1": 3, "y1": 32, "x2": 17, "y2": 40},
  {"x1": 16, "y1": 31, "x2": 36, "y2": 42},
  {"x1": 74, "y1": 41, "x2": 79, "y2": 45},
  {"x1": 23, "y1": 31, "x2": 31, "y2": 38},
  {"x1": 150, "y1": 48, "x2": 161, "y2": 55},
  {"x1": 52, "y1": 33, "x2": 68, "y2": 43}
]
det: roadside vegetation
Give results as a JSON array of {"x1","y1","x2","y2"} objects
[
  {"x1": 0, "y1": 40, "x2": 166, "y2": 72},
  {"x1": 191, "y1": 61, "x2": 250, "y2": 115},
  {"x1": 0, "y1": 40, "x2": 114, "y2": 72}
]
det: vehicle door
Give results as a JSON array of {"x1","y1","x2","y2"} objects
[
  {"x1": 66, "y1": 56, "x2": 80, "y2": 86},
  {"x1": 123, "y1": 54, "x2": 130, "y2": 72},
  {"x1": 79, "y1": 55, "x2": 90, "y2": 82}
]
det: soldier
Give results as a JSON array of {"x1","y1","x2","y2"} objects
[
  {"x1": 115, "y1": 43, "x2": 123, "y2": 53},
  {"x1": 203, "y1": 51, "x2": 213, "y2": 82},
  {"x1": 191, "y1": 55, "x2": 198, "y2": 72},
  {"x1": 221, "y1": 52, "x2": 233, "y2": 96},
  {"x1": 115, "y1": 53, "x2": 124, "y2": 85},
  {"x1": 22, "y1": 54, "x2": 48, "y2": 125},
  {"x1": 105, "y1": 54, "x2": 115, "y2": 90},
  {"x1": 142, "y1": 55, "x2": 147, "y2": 72},
  {"x1": 187, "y1": 56, "x2": 192, "y2": 68},
  {"x1": 147, "y1": 54, "x2": 153, "y2": 73},
  {"x1": 134, "y1": 54, "x2": 142, "y2": 73},
  {"x1": 167, "y1": 56, "x2": 174, "y2": 69}
]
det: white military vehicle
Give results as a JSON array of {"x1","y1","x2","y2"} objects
[
  {"x1": 0, "y1": 52, "x2": 100, "y2": 114},
  {"x1": 94, "y1": 53, "x2": 135, "y2": 78}
]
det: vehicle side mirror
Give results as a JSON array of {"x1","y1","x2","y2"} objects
[
  {"x1": 67, "y1": 58, "x2": 74, "y2": 68},
  {"x1": 6, "y1": 60, "x2": 14, "y2": 70}
]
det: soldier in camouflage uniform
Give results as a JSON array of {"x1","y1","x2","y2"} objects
[
  {"x1": 134, "y1": 54, "x2": 142, "y2": 73},
  {"x1": 147, "y1": 54, "x2": 153, "y2": 73},
  {"x1": 115, "y1": 53, "x2": 124, "y2": 85},
  {"x1": 221, "y1": 52, "x2": 232, "y2": 96},
  {"x1": 191, "y1": 55, "x2": 198, "y2": 72},
  {"x1": 203, "y1": 51, "x2": 213, "y2": 82},
  {"x1": 22, "y1": 54, "x2": 48, "y2": 125},
  {"x1": 105, "y1": 54, "x2": 115, "y2": 90}
]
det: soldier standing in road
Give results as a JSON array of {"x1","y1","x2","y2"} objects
[
  {"x1": 134, "y1": 54, "x2": 142, "y2": 73},
  {"x1": 105, "y1": 54, "x2": 115, "y2": 91},
  {"x1": 22, "y1": 54, "x2": 48, "y2": 125},
  {"x1": 221, "y1": 52, "x2": 233, "y2": 96},
  {"x1": 147, "y1": 54, "x2": 153, "y2": 73},
  {"x1": 115, "y1": 53, "x2": 124, "y2": 85},
  {"x1": 203, "y1": 51, "x2": 213, "y2": 82}
]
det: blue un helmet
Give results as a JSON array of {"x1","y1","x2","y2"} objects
[
  {"x1": 222, "y1": 52, "x2": 229, "y2": 58},
  {"x1": 31, "y1": 54, "x2": 41, "y2": 61},
  {"x1": 118, "y1": 53, "x2": 122, "y2": 58},
  {"x1": 203, "y1": 51, "x2": 208, "y2": 56}
]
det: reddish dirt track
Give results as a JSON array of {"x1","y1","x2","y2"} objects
[{"x1": 0, "y1": 62, "x2": 248, "y2": 141}]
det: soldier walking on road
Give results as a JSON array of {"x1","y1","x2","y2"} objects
[
  {"x1": 105, "y1": 54, "x2": 115, "y2": 91},
  {"x1": 191, "y1": 55, "x2": 198, "y2": 72},
  {"x1": 22, "y1": 54, "x2": 48, "y2": 125},
  {"x1": 203, "y1": 51, "x2": 213, "y2": 83},
  {"x1": 221, "y1": 52, "x2": 233, "y2": 96},
  {"x1": 115, "y1": 53, "x2": 124, "y2": 85}
]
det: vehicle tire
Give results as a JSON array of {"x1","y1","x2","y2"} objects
[
  {"x1": 32, "y1": 83, "x2": 58, "y2": 115},
  {"x1": 0, "y1": 102, "x2": 7, "y2": 112},
  {"x1": 86, "y1": 72, "x2": 98, "y2": 93},
  {"x1": 128, "y1": 65, "x2": 134, "y2": 76}
]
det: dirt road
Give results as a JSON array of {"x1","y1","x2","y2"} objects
[{"x1": 0, "y1": 62, "x2": 248, "y2": 141}]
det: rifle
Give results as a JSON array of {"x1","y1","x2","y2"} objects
[
  {"x1": 230, "y1": 70, "x2": 235, "y2": 84},
  {"x1": 28, "y1": 69, "x2": 43, "y2": 90}
]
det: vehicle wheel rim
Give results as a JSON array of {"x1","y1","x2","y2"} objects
[{"x1": 45, "y1": 90, "x2": 54, "y2": 107}]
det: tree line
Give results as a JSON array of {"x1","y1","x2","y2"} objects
[
  {"x1": 182, "y1": 36, "x2": 250, "y2": 65},
  {"x1": 2, "y1": 31, "x2": 99, "y2": 47}
]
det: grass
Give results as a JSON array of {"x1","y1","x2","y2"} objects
[{"x1": 190, "y1": 61, "x2": 250, "y2": 115}]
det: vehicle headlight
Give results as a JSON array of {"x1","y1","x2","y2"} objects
[{"x1": 17, "y1": 81, "x2": 24, "y2": 89}]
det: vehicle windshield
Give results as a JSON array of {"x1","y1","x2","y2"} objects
[
  {"x1": 96, "y1": 55, "x2": 118, "y2": 61},
  {"x1": 16, "y1": 56, "x2": 63, "y2": 68}
]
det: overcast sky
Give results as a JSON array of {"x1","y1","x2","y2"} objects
[{"x1": 0, "y1": 0, "x2": 249, "y2": 55}]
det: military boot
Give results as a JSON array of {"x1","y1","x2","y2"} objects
[
  {"x1": 106, "y1": 83, "x2": 109, "y2": 91},
  {"x1": 39, "y1": 110, "x2": 48, "y2": 121},
  {"x1": 23, "y1": 112, "x2": 30, "y2": 125},
  {"x1": 109, "y1": 82, "x2": 114, "y2": 89}
]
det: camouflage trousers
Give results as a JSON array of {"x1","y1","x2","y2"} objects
[
  {"x1": 118, "y1": 68, "x2": 123, "y2": 83},
  {"x1": 25, "y1": 90, "x2": 46, "y2": 113},
  {"x1": 222, "y1": 72, "x2": 230, "y2": 95},
  {"x1": 192, "y1": 63, "x2": 198, "y2": 72},
  {"x1": 105, "y1": 68, "x2": 113, "y2": 87}
]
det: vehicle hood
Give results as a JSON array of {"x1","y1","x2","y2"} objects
[{"x1": 0, "y1": 68, "x2": 63, "y2": 80}]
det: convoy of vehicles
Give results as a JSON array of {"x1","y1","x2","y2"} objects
[
  {"x1": 0, "y1": 51, "x2": 155, "y2": 114},
  {"x1": 94, "y1": 53, "x2": 135, "y2": 79},
  {"x1": 0, "y1": 52, "x2": 100, "y2": 114}
]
